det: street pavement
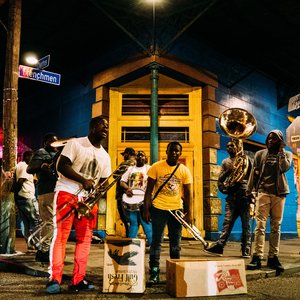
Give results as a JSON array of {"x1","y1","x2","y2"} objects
[{"x1": 1, "y1": 237, "x2": 300, "y2": 299}]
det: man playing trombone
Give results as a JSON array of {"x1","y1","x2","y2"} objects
[
  {"x1": 46, "y1": 116, "x2": 111, "y2": 294},
  {"x1": 143, "y1": 141, "x2": 193, "y2": 285}
]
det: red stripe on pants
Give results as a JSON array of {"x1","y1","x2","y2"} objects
[{"x1": 49, "y1": 191, "x2": 98, "y2": 285}]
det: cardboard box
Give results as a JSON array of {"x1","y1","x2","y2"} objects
[
  {"x1": 166, "y1": 258, "x2": 247, "y2": 297},
  {"x1": 103, "y1": 238, "x2": 145, "y2": 293}
]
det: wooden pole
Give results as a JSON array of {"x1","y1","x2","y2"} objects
[{"x1": 0, "y1": 0, "x2": 21, "y2": 254}]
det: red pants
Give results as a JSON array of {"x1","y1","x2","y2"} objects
[{"x1": 49, "y1": 191, "x2": 98, "y2": 285}]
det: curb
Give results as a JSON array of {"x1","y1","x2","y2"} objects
[{"x1": 0, "y1": 258, "x2": 48, "y2": 277}]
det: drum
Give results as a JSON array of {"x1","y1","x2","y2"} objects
[{"x1": 122, "y1": 188, "x2": 145, "y2": 211}]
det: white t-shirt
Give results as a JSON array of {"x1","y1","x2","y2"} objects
[
  {"x1": 55, "y1": 137, "x2": 111, "y2": 197},
  {"x1": 15, "y1": 161, "x2": 35, "y2": 199},
  {"x1": 121, "y1": 164, "x2": 151, "y2": 191}
]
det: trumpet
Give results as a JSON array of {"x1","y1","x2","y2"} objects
[
  {"x1": 169, "y1": 209, "x2": 209, "y2": 249},
  {"x1": 28, "y1": 159, "x2": 135, "y2": 248}
]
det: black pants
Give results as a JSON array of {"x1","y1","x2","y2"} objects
[{"x1": 218, "y1": 191, "x2": 251, "y2": 252}]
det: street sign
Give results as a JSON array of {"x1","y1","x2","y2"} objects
[
  {"x1": 288, "y1": 93, "x2": 300, "y2": 112},
  {"x1": 37, "y1": 54, "x2": 50, "y2": 69},
  {"x1": 19, "y1": 65, "x2": 61, "y2": 86}
]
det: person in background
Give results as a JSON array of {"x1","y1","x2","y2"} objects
[
  {"x1": 115, "y1": 147, "x2": 136, "y2": 237},
  {"x1": 120, "y1": 150, "x2": 152, "y2": 248},
  {"x1": 246, "y1": 130, "x2": 293, "y2": 272},
  {"x1": 27, "y1": 133, "x2": 59, "y2": 263},
  {"x1": 204, "y1": 140, "x2": 252, "y2": 258},
  {"x1": 143, "y1": 141, "x2": 193, "y2": 285},
  {"x1": 46, "y1": 116, "x2": 111, "y2": 294},
  {"x1": 15, "y1": 151, "x2": 41, "y2": 251}
]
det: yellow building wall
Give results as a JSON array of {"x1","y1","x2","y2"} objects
[{"x1": 104, "y1": 84, "x2": 204, "y2": 238}]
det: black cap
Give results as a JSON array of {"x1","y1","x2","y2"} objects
[{"x1": 121, "y1": 147, "x2": 135, "y2": 156}]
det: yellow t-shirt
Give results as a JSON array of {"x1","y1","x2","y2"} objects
[{"x1": 147, "y1": 160, "x2": 193, "y2": 211}]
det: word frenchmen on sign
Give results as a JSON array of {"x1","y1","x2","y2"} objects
[{"x1": 19, "y1": 65, "x2": 61, "y2": 86}]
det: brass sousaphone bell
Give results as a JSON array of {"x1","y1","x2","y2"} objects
[{"x1": 219, "y1": 108, "x2": 257, "y2": 140}]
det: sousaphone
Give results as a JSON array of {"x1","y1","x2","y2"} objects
[{"x1": 218, "y1": 108, "x2": 257, "y2": 189}]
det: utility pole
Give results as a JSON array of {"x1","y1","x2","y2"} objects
[{"x1": 0, "y1": 0, "x2": 21, "y2": 254}]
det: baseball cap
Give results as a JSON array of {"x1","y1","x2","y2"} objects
[{"x1": 121, "y1": 147, "x2": 136, "y2": 156}]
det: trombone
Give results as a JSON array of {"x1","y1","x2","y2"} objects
[
  {"x1": 28, "y1": 159, "x2": 135, "y2": 248},
  {"x1": 169, "y1": 209, "x2": 209, "y2": 249}
]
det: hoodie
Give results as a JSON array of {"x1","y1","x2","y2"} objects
[
  {"x1": 266, "y1": 129, "x2": 284, "y2": 144},
  {"x1": 246, "y1": 130, "x2": 293, "y2": 196}
]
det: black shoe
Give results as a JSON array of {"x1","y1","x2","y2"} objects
[
  {"x1": 69, "y1": 279, "x2": 95, "y2": 292},
  {"x1": 246, "y1": 255, "x2": 261, "y2": 270},
  {"x1": 203, "y1": 243, "x2": 223, "y2": 256},
  {"x1": 148, "y1": 267, "x2": 160, "y2": 285},
  {"x1": 46, "y1": 280, "x2": 61, "y2": 294},
  {"x1": 35, "y1": 250, "x2": 50, "y2": 263},
  {"x1": 91, "y1": 235, "x2": 103, "y2": 244},
  {"x1": 241, "y1": 246, "x2": 251, "y2": 258},
  {"x1": 267, "y1": 256, "x2": 284, "y2": 272}
]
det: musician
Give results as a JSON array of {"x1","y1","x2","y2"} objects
[
  {"x1": 46, "y1": 116, "x2": 111, "y2": 294},
  {"x1": 204, "y1": 140, "x2": 252, "y2": 258},
  {"x1": 120, "y1": 151, "x2": 152, "y2": 248},
  {"x1": 115, "y1": 147, "x2": 136, "y2": 237},
  {"x1": 27, "y1": 133, "x2": 58, "y2": 263},
  {"x1": 246, "y1": 130, "x2": 293, "y2": 272},
  {"x1": 143, "y1": 141, "x2": 193, "y2": 285},
  {"x1": 204, "y1": 141, "x2": 251, "y2": 258},
  {"x1": 15, "y1": 151, "x2": 41, "y2": 250}
]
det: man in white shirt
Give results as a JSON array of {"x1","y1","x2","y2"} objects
[
  {"x1": 46, "y1": 116, "x2": 111, "y2": 294},
  {"x1": 15, "y1": 151, "x2": 41, "y2": 250},
  {"x1": 120, "y1": 151, "x2": 152, "y2": 247}
]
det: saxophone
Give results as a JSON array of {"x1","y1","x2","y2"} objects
[{"x1": 218, "y1": 108, "x2": 257, "y2": 190}]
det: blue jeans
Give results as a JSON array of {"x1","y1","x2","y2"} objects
[
  {"x1": 126, "y1": 209, "x2": 152, "y2": 245},
  {"x1": 149, "y1": 206, "x2": 182, "y2": 268},
  {"x1": 15, "y1": 197, "x2": 41, "y2": 244}
]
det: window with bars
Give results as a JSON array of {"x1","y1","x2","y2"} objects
[
  {"x1": 122, "y1": 94, "x2": 189, "y2": 115},
  {"x1": 121, "y1": 127, "x2": 189, "y2": 142}
]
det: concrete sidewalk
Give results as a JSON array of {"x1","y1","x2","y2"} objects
[{"x1": 1, "y1": 237, "x2": 300, "y2": 283}]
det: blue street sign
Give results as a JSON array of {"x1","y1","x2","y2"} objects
[
  {"x1": 19, "y1": 65, "x2": 61, "y2": 86},
  {"x1": 38, "y1": 55, "x2": 50, "y2": 69}
]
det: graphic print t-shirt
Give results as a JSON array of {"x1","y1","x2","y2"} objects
[
  {"x1": 147, "y1": 160, "x2": 193, "y2": 210},
  {"x1": 55, "y1": 137, "x2": 111, "y2": 196},
  {"x1": 121, "y1": 164, "x2": 151, "y2": 191}
]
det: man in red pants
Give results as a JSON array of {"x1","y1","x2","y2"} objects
[{"x1": 46, "y1": 116, "x2": 111, "y2": 294}]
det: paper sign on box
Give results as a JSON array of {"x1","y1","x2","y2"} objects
[
  {"x1": 166, "y1": 258, "x2": 247, "y2": 297},
  {"x1": 103, "y1": 238, "x2": 145, "y2": 293}
]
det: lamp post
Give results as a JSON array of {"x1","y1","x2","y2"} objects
[
  {"x1": 149, "y1": 0, "x2": 159, "y2": 164},
  {"x1": 0, "y1": 0, "x2": 22, "y2": 254},
  {"x1": 150, "y1": 63, "x2": 159, "y2": 164}
]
